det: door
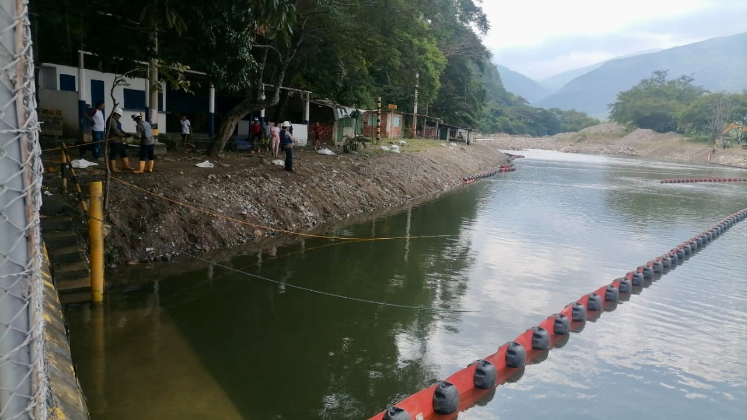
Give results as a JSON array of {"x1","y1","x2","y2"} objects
[{"x1": 90, "y1": 79, "x2": 104, "y2": 107}]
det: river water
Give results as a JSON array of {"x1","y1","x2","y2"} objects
[{"x1": 64, "y1": 150, "x2": 747, "y2": 420}]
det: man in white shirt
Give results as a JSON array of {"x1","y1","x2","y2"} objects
[
  {"x1": 87, "y1": 102, "x2": 106, "y2": 159},
  {"x1": 181, "y1": 115, "x2": 191, "y2": 145}
]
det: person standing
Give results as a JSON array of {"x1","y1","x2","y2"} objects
[
  {"x1": 263, "y1": 120, "x2": 273, "y2": 154},
  {"x1": 313, "y1": 122, "x2": 324, "y2": 150},
  {"x1": 132, "y1": 114, "x2": 156, "y2": 174},
  {"x1": 78, "y1": 103, "x2": 93, "y2": 157},
  {"x1": 251, "y1": 118, "x2": 262, "y2": 150},
  {"x1": 180, "y1": 115, "x2": 191, "y2": 146},
  {"x1": 280, "y1": 121, "x2": 295, "y2": 172},
  {"x1": 270, "y1": 122, "x2": 281, "y2": 159},
  {"x1": 107, "y1": 108, "x2": 133, "y2": 173},
  {"x1": 90, "y1": 101, "x2": 106, "y2": 160}
]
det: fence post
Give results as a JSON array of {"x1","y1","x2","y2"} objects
[
  {"x1": 0, "y1": 0, "x2": 46, "y2": 416},
  {"x1": 89, "y1": 182, "x2": 104, "y2": 302}
]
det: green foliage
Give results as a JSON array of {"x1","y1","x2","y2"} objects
[{"x1": 609, "y1": 70, "x2": 706, "y2": 132}]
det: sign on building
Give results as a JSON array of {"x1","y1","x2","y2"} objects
[
  {"x1": 388, "y1": 104, "x2": 398, "y2": 110},
  {"x1": 39, "y1": 108, "x2": 63, "y2": 136}
]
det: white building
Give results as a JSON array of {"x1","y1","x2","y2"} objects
[{"x1": 38, "y1": 61, "x2": 167, "y2": 135}]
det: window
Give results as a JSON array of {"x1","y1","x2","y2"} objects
[
  {"x1": 59, "y1": 74, "x2": 76, "y2": 92},
  {"x1": 123, "y1": 88, "x2": 146, "y2": 110},
  {"x1": 393, "y1": 117, "x2": 401, "y2": 128}
]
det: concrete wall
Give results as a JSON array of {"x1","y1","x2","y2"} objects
[
  {"x1": 38, "y1": 89, "x2": 80, "y2": 138},
  {"x1": 41, "y1": 246, "x2": 89, "y2": 419},
  {"x1": 38, "y1": 63, "x2": 167, "y2": 134}
]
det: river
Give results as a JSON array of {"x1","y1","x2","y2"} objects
[{"x1": 64, "y1": 150, "x2": 747, "y2": 420}]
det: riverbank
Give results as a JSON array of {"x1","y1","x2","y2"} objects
[
  {"x1": 482, "y1": 123, "x2": 747, "y2": 169},
  {"x1": 75, "y1": 141, "x2": 507, "y2": 265}
]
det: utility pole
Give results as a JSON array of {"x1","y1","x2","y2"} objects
[{"x1": 412, "y1": 72, "x2": 419, "y2": 138}]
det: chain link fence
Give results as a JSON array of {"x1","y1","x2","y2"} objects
[{"x1": 0, "y1": 0, "x2": 47, "y2": 418}]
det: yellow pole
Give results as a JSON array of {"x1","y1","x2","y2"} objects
[{"x1": 89, "y1": 182, "x2": 105, "y2": 302}]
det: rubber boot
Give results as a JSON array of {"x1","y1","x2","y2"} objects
[
  {"x1": 121, "y1": 157, "x2": 135, "y2": 171},
  {"x1": 108, "y1": 160, "x2": 121, "y2": 173},
  {"x1": 133, "y1": 161, "x2": 146, "y2": 174},
  {"x1": 146, "y1": 160, "x2": 154, "y2": 173}
]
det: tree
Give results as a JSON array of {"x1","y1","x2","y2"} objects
[{"x1": 609, "y1": 70, "x2": 705, "y2": 133}]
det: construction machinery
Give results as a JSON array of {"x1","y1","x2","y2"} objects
[{"x1": 721, "y1": 122, "x2": 747, "y2": 149}]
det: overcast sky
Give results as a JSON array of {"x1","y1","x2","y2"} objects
[{"x1": 482, "y1": 0, "x2": 747, "y2": 80}]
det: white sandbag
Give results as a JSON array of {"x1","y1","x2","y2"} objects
[
  {"x1": 317, "y1": 148, "x2": 336, "y2": 156},
  {"x1": 389, "y1": 145, "x2": 401, "y2": 153},
  {"x1": 399, "y1": 140, "x2": 407, "y2": 145},
  {"x1": 380, "y1": 145, "x2": 390, "y2": 151},
  {"x1": 271, "y1": 159, "x2": 285, "y2": 166},
  {"x1": 195, "y1": 160, "x2": 215, "y2": 168},
  {"x1": 71, "y1": 159, "x2": 98, "y2": 169}
]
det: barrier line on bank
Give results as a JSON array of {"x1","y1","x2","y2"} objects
[
  {"x1": 369, "y1": 208, "x2": 747, "y2": 420},
  {"x1": 462, "y1": 164, "x2": 516, "y2": 185}
]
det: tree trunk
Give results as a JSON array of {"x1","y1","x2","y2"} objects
[
  {"x1": 208, "y1": 96, "x2": 254, "y2": 155},
  {"x1": 273, "y1": 90, "x2": 290, "y2": 122}
]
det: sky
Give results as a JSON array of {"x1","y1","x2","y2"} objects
[{"x1": 482, "y1": 0, "x2": 747, "y2": 80}]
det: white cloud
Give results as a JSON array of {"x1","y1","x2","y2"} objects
[
  {"x1": 481, "y1": 0, "x2": 747, "y2": 79},
  {"x1": 483, "y1": 0, "x2": 708, "y2": 50}
]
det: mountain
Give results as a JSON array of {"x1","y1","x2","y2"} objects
[
  {"x1": 539, "y1": 49, "x2": 663, "y2": 92},
  {"x1": 537, "y1": 33, "x2": 747, "y2": 119},
  {"x1": 495, "y1": 64, "x2": 551, "y2": 104}
]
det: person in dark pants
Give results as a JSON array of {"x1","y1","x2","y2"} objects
[
  {"x1": 106, "y1": 108, "x2": 134, "y2": 173},
  {"x1": 132, "y1": 114, "x2": 156, "y2": 174},
  {"x1": 280, "y1": 121, "x2": 296, "y2": 172}
]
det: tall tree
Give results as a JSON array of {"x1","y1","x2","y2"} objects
[{"x1": 609, "y1": 70, "x2": 705, "y2": 133}]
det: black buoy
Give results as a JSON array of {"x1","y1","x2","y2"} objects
[
  {"x1": 433, "y1": 381, "x2": 460, "y2": 415},
  {"x1": 571, "y1": 302, "x2": 586, "y2": 322},
  {"x1": 505, "y1": 341, "x2": 526, "y2": 368},
  {"x1": 632, "y1": 272, "x2": 644, "y2": 286},
  {"x1": 383, "y1": 407, "x2": 412, "y2": 420},
  {"x1": 604, "y1": 284, "x2": 619, "y2": 302},
  {"x1": 588, "y1": 293, "x2": 602, "y2": 311},
  {"x1": 618, "y1": 278, "x2": 632, "y2": 293},
  {"x1": 531, "y1": 327, "x2": 550, "y2": 350},
  {"x1": 553, "y1": 313, "x2": 570, "y2": 335},
  {"x1": 652, "y1": 261, "x2": 663, "y2": 273},
  {"x1": 661, "y1": 257, "x2": 672, "y2": 268},
  {"x1": 676, "y1": 248, "x2": 685, "y2": 259},
  {"x1": 641, "y1": 266, "x2": 653, "y2": 278},
  {"x1": 472, "y1": 359, "x2": 497, "y2": 389},
  {"x1": 683, "y1": 244, "x2": 691, "y2": 256}
]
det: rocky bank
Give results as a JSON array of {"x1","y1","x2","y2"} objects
[{"x1": 89, "y1": 142, "x2": 508, "y2": 264}]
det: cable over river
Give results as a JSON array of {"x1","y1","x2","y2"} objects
[{"x1": 63, "y1": 150, "x2": 747, "y2": 420}]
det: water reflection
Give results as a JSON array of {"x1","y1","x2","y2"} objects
[{"x1": 65, "y1": 151, "x2": 747, "y2": 420}]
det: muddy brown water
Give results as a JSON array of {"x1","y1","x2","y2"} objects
[{"x1": 64, "y1": 150, "x2": 747, "y2": 419}]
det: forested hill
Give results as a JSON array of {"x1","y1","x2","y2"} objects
[
  {"x1": 495, "y1": 64, "x2": 551, "y2": 104},
  {"x1": 538, "y1": 33, "x2": 747, "y2": 118},
  {"x1": 32, "y1": 0, "x2": 600, "y2": 140}
]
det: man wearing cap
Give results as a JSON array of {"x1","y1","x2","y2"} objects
[
  {"x1": 132, "y1": 113, "x2": 156, "y2": 174},
  {"x1": 107, "y1": 108, "x2": 134, "y2": 173},
  {"x1": 280, "y1": 121, "x2": 296, "y2": 172}
]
